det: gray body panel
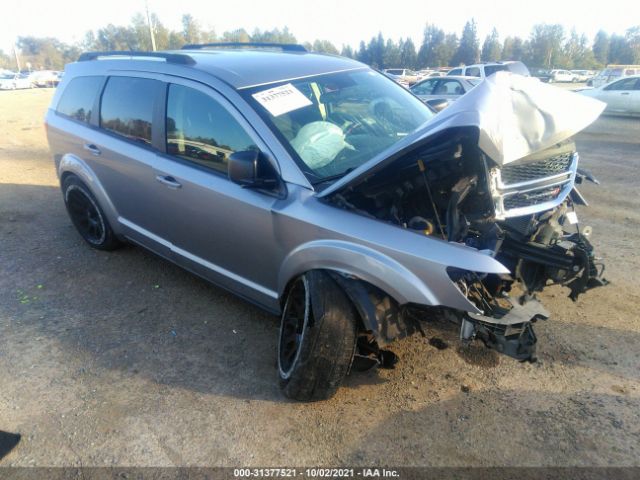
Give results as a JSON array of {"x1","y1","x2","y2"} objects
[{"x1": 47, "y1": 52, "x2": 587, "y2": 317}]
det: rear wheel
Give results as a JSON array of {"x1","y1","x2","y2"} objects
[
  {"x1": 62, "y1": 176, "x2": 121, "y2": 251},
  {"x1": 278, "y1": 271, "x2": 357, "y2": 401}
]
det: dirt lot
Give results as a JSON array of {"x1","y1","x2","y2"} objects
[{"x1": 0, "y1": 88, "x2": 639, "y2": 467}]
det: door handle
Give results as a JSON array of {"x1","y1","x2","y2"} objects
[
  {"x1": 155, "y1": 174, "x2": 182, "y2": 189},
  {"x1": 83, "y1": 143, "x2": 101, "y2": 156},
  {"x1": 621, "y1": 92, "x2": 630, "y2": 95}
]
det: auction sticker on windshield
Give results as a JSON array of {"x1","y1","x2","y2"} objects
[{"x1": 252, "y1": 83, "x2": 313, "y2": 117}]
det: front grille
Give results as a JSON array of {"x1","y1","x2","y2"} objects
[
  {"x1": 491, "y1": 151, "x2": 577, "y2": 218},
  {"x1": 500, "y1": 152, "x2": 573, "y2": 185},
  {"x1": 503, "y1": 185, "x2": 562, "y2": 210}
]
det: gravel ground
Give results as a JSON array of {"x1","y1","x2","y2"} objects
[{"x1": 0, "y1": 88, "x2": 639, "y2": 467}]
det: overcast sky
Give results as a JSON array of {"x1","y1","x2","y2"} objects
[{"x1": 1, "y1": 0, "x2": 638, "y2": 54}]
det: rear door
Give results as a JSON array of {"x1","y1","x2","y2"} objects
[{"x1": 87, "y1": 74, "x2": 173, "y2": 256}]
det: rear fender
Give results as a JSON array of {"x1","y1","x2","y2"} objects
[{"x1": 58, "y1": 154, "x2": 122, "y2": 236}]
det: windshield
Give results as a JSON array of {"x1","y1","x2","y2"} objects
[{"x1": 242, "y1": 69, "x2": 434, "y2": 184}]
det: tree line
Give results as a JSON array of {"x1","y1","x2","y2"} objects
[{"x1": 1, "y1": 14, "x2": 639, "y2": 72}]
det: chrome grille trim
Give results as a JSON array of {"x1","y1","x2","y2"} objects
[{"x1": 490, "y1": 152, "x2": 578, "y2": 219}]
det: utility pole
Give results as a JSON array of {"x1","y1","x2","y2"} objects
[
  {"x1": 13, "y1": 43, "x2": 22, "y2": 71},
  {"x1": 145, "y1": 0, "x2": 157, "y2": 51}
]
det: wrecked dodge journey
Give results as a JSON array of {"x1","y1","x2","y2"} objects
[{"x1": 47, "y1": 50, "x2": 609, "y2": 401}]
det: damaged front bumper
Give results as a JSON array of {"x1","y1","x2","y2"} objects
[{"x1": 461, "y1": 297, "x2": 549, "y2": 362}]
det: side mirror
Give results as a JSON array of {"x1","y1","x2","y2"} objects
[
  {"x1": 426, "y1": 98, "x2": 451, "y2": 112},
  {"x1": 228, "y1": 150, "x2": 279, "y2": 190}
]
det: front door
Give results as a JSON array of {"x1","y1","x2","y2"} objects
[{"x1": 153, "y1": 81, "x2": 284, "y2": 308}]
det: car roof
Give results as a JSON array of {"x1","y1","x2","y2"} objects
[
  {"x1": 421, "y1": 75, "x2": 478, "y2": 81},
  {"x1": 70, "y1": 48, "x2": 366, "y2": 90}
]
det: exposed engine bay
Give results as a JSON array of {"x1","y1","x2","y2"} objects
[{"x1": 326, "y1": 127, "x2": 608, "y2": 363}]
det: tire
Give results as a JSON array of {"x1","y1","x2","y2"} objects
[
  {"x1": 62, "y1": 175, "x2": 121, "y2": 251},
  {"x1": 278, "y1": 271, "x2": 357, "y2": 401}
]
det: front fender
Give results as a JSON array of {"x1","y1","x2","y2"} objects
[
  {"x1": 278, "y1": 239, "x2": 481, "y2": 313},
  {"x1": 58, "y1": 154, "x2": 122, "y2": 236}
]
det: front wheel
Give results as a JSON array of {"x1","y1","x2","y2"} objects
[{"x1": 278, "y1": 271, "x2": 357, "y2": 401}]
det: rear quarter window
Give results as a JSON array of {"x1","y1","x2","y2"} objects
[
  {"x1": 56, "y1": 76, "x2": 104, "y2": 123},
  {"x1": 465, "y1": 67, "x2": 481, "y2": 77},
  {"x1": 484, "y1": 65, "x2": 509, "y2": 77},
  {"x1": 100, "y1": 76, "x2": 162, "y2": 145}
]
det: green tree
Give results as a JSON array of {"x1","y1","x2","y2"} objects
[
  {"x1": 312, "y1": 40, "x2": 339, "y2": 54},
  {"x1": 17, "y1": 36, "x2": 77, "y2": 69},
  {"x1": 0, "y1": 49, "x2": 13, "y2": 69},
  {"x1": 626, "y1": 26, "x2": 640, "y2": 63},
  {"x1": 417, "y1": 24, "x2": 445, "y2": 68},
  {"x1": 340, "y1": 45, "x2": 354, "y2": 58},
  {"x1": 452, "y1": 19, "x2": 479, "y2": 66},
  {"x1": 608, "y1": 33, "x2": 632, "y2": 63},
  {"x1": 481, "y1": 28, "x2": 501, "y2": 62},
  {"x1": 592, "y1": 30, "x2": 610, "y2": 66},
  {"x1": 182, "y1": 14, "x2": 202, "y2": 44},
  {"x1": 383, "y1": 38, "x2": 401, "y2": 67},
  {"x1": 251, "y1": 27, "x2": 297, "y2": 44},
  {"x1": 356, "y1": 40, "x2": 370, "y2": 65},
  {"x1": 527, "y1": 24, "x2": 565, "y2": 68},
  {"x1": 399, "y1": 38, "x2": 417, "y2": 69},
  {"x1": 366, "y1": 33, "x2": 386, "y2": 69},
  {"x1": 221, "y1": 29, "x2": 251, "y2": 43},
  {"x1": 502, "y1": 36, "x2": 525, "y2": 60},
  {"x1": 92, "y1": 24, "x2": 139, "y2": 51},
  {"x1": 563, "y1": 30, "x2": 596, "y2": 68},
  {"x1": 442, "y1": 33, "x2": 459, "y2": 66}
]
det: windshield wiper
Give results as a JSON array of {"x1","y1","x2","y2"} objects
[{"x1": 311, "y1": 167, "x2": 355, "y2": 186}]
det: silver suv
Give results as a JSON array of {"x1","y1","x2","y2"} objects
[{"x1": 46, "y1": 44, "x2": 607, "y2": 401}]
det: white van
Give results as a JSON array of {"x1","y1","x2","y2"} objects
[
  {"x1": 447, "y1": 61, "x2": 530, "y2": 79},
  {"x1": 589, "y1": 65, "x2": 640, "y2": 87}
]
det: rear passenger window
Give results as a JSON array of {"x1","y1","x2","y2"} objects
[
  {"x1": 100, "y1": 76, "x2": 161, "y2": 145},
  {"x1": 57, "y1": 76, "x2": 104, "y2": 123},
  {"x1": 166, "y1": 84, "x2": 256, "y2": 173}
]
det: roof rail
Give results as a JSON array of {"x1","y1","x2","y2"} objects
[
  {"x1": 78, "y1": 51, "x2": 195, "y2": 65},
  {"x1": 181, "y1": 42, "x2": 307, "y2": 53}
]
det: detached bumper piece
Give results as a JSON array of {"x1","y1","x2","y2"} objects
[{"x1": 461, "y1": 297, "x2": 549, "y2": 362}]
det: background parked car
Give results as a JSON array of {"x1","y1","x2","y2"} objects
[
  {"x1": 0, "y1": 72, "x2": 34, "y2": 90},
  {"x1": 571, "y1": 70, "x2": 595, "y2": 82},
  {"x1": 410, "y1": 75, "x2": 480, "y2": 110},
  {"x1": 548, "y1": 69, "x2": 578, "y2": 83},
  {"x1": 28, "y1": 70, "x2": 61, "y2": 87},
  {"x1": 588, "y1": 65, "x2": 640, "y2": 87},
  {"x1": 578, "y1": 75, "x2": 640, "y2": 116},
  {"x1": 416, "y1": 69, "x2": 447, "y2": 79},
  {"x1": 530, "y1": 68, "x2": 552, "y2": 82},
  {"x1": 447, "y1": 61, "x2": 530, "y2": 79},
  {"x1": 383, "y1": 68, "x2": 420, "y2": 85}
]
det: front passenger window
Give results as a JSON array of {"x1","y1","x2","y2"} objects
[{"x1": 166, "y1": 84, "x2": 257, "y2": 173}]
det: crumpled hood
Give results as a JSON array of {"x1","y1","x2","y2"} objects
[
  {"x1": 318, "y1": 72, "x2": 605, "y2": 197},
  {"x1": 426, "y1": 71, "x2": 606, "y2": 166}
]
